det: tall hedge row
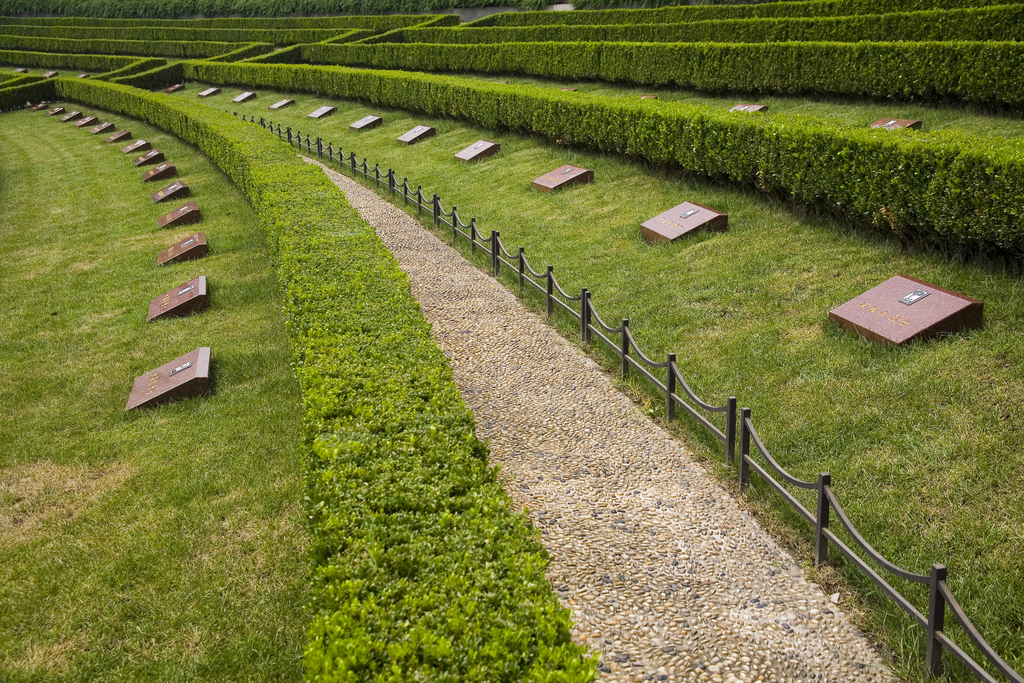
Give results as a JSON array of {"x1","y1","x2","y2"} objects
[
  {"x1": 108, "y1": 59, "x2": 181, "y2": 87},
  {"x1": 201, "y1": 41, "x2": 276, "y2": 62},
  {"x1": 49, "y1": 75, "x2": 593, "y2": 683},
  {"x1": 0, "y1": 23, "x2": 358, "y2": 44},
  {"x1": 0, "y1": 75, "x2": 53, "y2": 110},
  {"x1": 0, "y1": 14, "x2": 455, "y2": 28},
  {"x1": 0, "y1": 34, "x2": 252, "y2": 57},
  {"x1": 0, "y1": 0, "x2": 528, "y2": 18},
  {"x1": 301, "y1": 40, "x2": 1024, "y2": 109},
  {"x1": 93, "y1": 56, "x2": 166, "y2": 80},
  {"x1": 0, "y1": 47, "x2": 142, "y2": 70},
  {"x1": 185, "y1": 60, "x2": 1024, "y2": 255}
]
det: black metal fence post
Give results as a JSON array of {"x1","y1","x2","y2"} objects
[
  {"x1": 814, "y1": 473, "x2": 831, "y2": 565},
  {"x1": 416, "y1": 186, "x2": 423, "y2": 216},
  {"x1": 926, "y1": 564, "x2": 948, "y2": 676},
  {"x1": 581, "y1": 289, "x2": 591, "y2": 342},
  {"x1": 726, "y1": 397, "x2": 738, "y2": 465},
  {"x1": 546, "y1": 266, "x2": 554, "y2": 317},
  {"x1": 316, "y1": 137, "x2": 323, "y2": 158},
  {"x1": 286, "y1": 126, "x2": 292, "y2": 143},
  {"x1": 388, "y1": 169, "x2": 395, "y2": 196},
  {"x1": 666, "y1": 353, "x2": 677, "y2": 420},
  {"x1": 739, "y1": 408, "x2": 751, "y2": 491},
  {"x1": 621, "y1": 319, "x2": 630, "y2": 379},
  {"x1": 432, "y1": 194, "x2": 440, "y2": 227},
  {"x1": 518, "y1": 247, "x2": 525, "y2": 293},
  {"x1": 491, "y1": 231, "x2": 500, "y2": 275}
]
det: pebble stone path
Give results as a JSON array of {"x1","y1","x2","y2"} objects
[{"x1": 308, "y1": 158, "x2": 898, "y2": 683}]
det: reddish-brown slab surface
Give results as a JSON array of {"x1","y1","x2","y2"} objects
[
  {"x1": 157, "y1": 201, "x2": 200, "y2": 229},
  {"x1": 232, "y1": 91, "x2": 256, "y2": 103},
  {"x1": 349, "y1": 114, "x2": 382, "y2": 131},
  {"x1": 42, "y1": 71, "x2": 58, "y2": 78},
  {"x1": 397, "y1": 125, "x2": 435, "y2": 145},
  {"x1": 142, "y1": 163, "x2": 176, "y2": 182},
  {"x1": 74, "y1": 116, "x2": 98, "y2": 128},
  {"x1": 828, "y1": 275, "x2": 983, "y2": 344},
  {"x1": 531, "y1": 165, "x2": 594, "y2": 193},
  {"x1": 59, "y1": 111, "x2": 82, "y2": 122},
  {"x1": 731, "y1": 103, "x2": 769, "y2": 113},
  {"x1": 133, "y1": 149, "x2": 165, "y2": 167},
  {"x1": 45, "y1": 106, "x2": 64, "y2": 116},
  {"x1": 121, "y1": 139, "x2": 150, "y2": 154},
  {"x1": 640, "y1": 201, "x2": 729, "y2": 243},
  {"x1": 147, "y1": 276, "x2": 207, "y2": 321},
  {"x1": 454, "y1": 140, "x2": 501, "y2": 162},
  {"x1": 151, "y1": 180, "x2": 190, "y2": 203},
  {"x1": 268, "y1": 98, "x2": 294, "y2": 110},
  {"x1": 106, "y1": 129, "x2": 131, "y2": 143},
  {"x1": 89, "y1": 122, "x2": 114, "y2": 135},
  {"x1": 125, "y1": 346, "x2": 210, "y2": 411},
  {"x1": 163, "y1": 83, "x2": 184, "y2": 93},
  {"x1": 870, "y1": 118, "x2": 922, "y2": 130},
  {"x1": 198, "y1": 87, "x2": 221, "y2": 98},
  {"x1": 157, "y1": 232, "x2": 207, "y2": 266},
  {"x1": 308, "y1": 105, "x2": 336, "y2": 119},
  {"x1": 28, "y1": 101, "x2": 49, "y2": 111}
]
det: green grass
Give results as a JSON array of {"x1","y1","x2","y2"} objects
[
  {"x1": 0, "y1": 105, "x2": 308, "y2": 681},
  {"x1": 202, "y1": 83, "x2": 1024, "y2": 682}
]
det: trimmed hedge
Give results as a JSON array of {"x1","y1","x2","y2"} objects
[
  {"x1": 0, "y1": 76, "x2": 53, "y2": 110},
  {"x1": 0, "y1": 0, "x2": 525, "y2": 18},
  {"x1": 204, "y1": 42, "x2": 276, "y2": 63},
  {"x1": 301, "y1": 39, "x2": 1024, "y2": 109},
  {"x1": 0, "y1": 14, "x2": 456, "y2": 28},
  {"x1": 185, "y1": 60, "x2": 1024, "y2": 255},
  {"x1": 0, "y1": 34, "x2": 254, "y2": 57},
  {"x1": 0, "y1": 47, "x2": 141, "y2": 70},
  {"x1": 51, "y1": 75, "x2": 593, "y2": 683},
  {"x1": 240, "y1": 44, "x2": 306, "y2": 63},
  {"x1": 109, "y1": 59, "x2": 182, "y2": 88},
  {"x1": 94, "y1": 56, "x2": 166, "y2": 80},
  {"x1": 0, "y1": 23, "x2": 360, "y2": 45}
]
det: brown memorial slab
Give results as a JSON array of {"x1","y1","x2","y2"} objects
[
  {"x1": 731, "y1": 103, "x2": 769, "y2": 113},
  {"x1": 163, "y1": 83, "x2": 184, "y2": 93},
  {"x1": 640, "y1": 95, "x2": 659, "y2": 100},
  {"x1": 42, "y1": 71, "x2": 58, "y2": 78},
  {"x1": 77, "y1": 73, "x2": 90, "y2": 79},
  {"x1": 197, "y1": 87, "x2": 221, "y2": 98},
  {"x1": 125, "y1": 346, "x2": 210, "y2": 411},
  {"x1": 13, "y1": 67, "x2": 27, "y2": 73},
  {"x1": 151, "y1": 180, "x2": 189, "y2": 203},
  {"x1": 640, "y1": 201, "x2": 728, "y2": 243},
  {"x1": 157, "y1": 200, "x2": 200, "y2": 229},
  {"x1": 74, "y1": 115, "x2": 98, "y2": 128},
  {"x1": 28, "y1": 101, "x2": 49, "y2": 111},
  {"x1": 397, "y1": 125, "x2": 435, "y2": 145},
  {"x1": 531, "y1": 164, "x2": 594, "y2": 193},
  {"x1": 870, "y1": 118, "x2": 922, "y2": 131},
  {"x1": 232, "y1": 91, "x2": 256, "y2": 103},
  {"x1": 122, "y1": 139, "x2": 150, "y2": 154},
  {"x1": 157, "y1": 232, "x2": 207, "y2": 265},
  {"x1": 454, "y1": 140, "x2": 500, "y2": 162},
  {"x1": 308, "y1": 105, "x2": 336, "y2": 119},
  {"x1": 349, "y1": 114, "x2": 381, "y2": 131},
  {"x1": 828, "y1": 275, "x2": 983, "y2": 345},
  {"x1": 46, "y1": 106, "x2": 64, "y2": 116},
  {"x1": 142, "y1": 162, "x2": 176, "y2": 182},
  {"x1": 90, "y1": 121, "x2": 114, "y2": 135},
  {"x1": 59, "y1": 111, "x2": 82, "y2": 122},
  {"x1": 106, "y1": 129, "x2": 131, "y2": 143},
  {"x1": 560, "y1": 88, "x2": 578, "y2": 92},
  {"x1": 147, "y1": 275, "x2": 208, "y2": 321},
  {"x1": 133, "y1": 149, "x2": 165, "y2": 167},
  {"x1": 268, "y1": 98, "x2": 294, "y2": 110}
]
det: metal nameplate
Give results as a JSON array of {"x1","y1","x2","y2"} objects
[
  {"x1": 562, "y1": 167, "x2": 575, "y2": 174},
  {"x1": 679, "y1": 208, "x2": 699, "y2": 220},
  {"x1": 181, "y1": 238, "x2": 195, "y2": 247},
  {"x1": 169, "y1": 361, "x2": 191, "y2": 377},
  {"x1": 474, "y1": 142, "x2": 484, "y2": 149},
  {"x1": 178, "y1": 285, "x2": 195, "y2": 296},
  {"x1": 884, "y1": 120, "x2": 897, "y2": 127},
  {"x1": 899, "y1": 289, "x2": 930, "y2": 305}
]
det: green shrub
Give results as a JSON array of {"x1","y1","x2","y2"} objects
[
  {"x1": 109, "y1": 60, "x2": 182, "y2": 88},
  {"x1": 0, "y1": 14, "x2": 455, "y2": 28},
  {"x1": 0, "y1": 33, "x2": 251, "y2": 57},
  {"x1": 94, "y1": 56, "x2": 165, "y2": 80},
  {"x1": 0, "y1": 76, "x2": 54, "y2": 110},
  {"x1": 0, "y1": 47, "x2": 140, "y2": 70},
  {"x1": 0, "y1": 23, "x2": 355, "y2": 44},
  {"x1": 204, "y1": 42, "x2": 275, "y2": 63},
  {"x1": 240, "y1": 44, "x2": 305, "y2": 63}
]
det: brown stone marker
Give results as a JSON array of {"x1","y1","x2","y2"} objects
[
  {"x1": 198, "y1": 87, "x2": 221, "y2": 98},
  {"x1": 640, "y1": 201, "x2": 728, "y2": 243},
  {"x1": 454, "y1": 140, "x2": 500, "y2": 162},
  {"x1": 142, "y1": 163, "x2": 176, "y2": 182},
  {"x1": 308, "y1": 105, "x2": 337, "y2": 119},
  {"x1": 828, "y1": 275, "x2": 983, "y2": 345},
  {"x1": 13, "y1": 67, "x2": 27, "y2": 73},
  {"x1": 232, "y1": 91, "x2": 256, "y2": 103},
  {"x1": 151, "y1": 180, "x2": 190, "y2": 203},
  {"x1": 74, "y1": 115, "x2": 98, "y2": 128},
  {"x1": 90, "y1": 121, "x2": 114, "y2": 135},
  {"x1": 163, "y1": 83, "x2": 184, "y2": 93},
  {"x1": 42, "y1": 71, "x2": 58, "y2": 78},
  {"x1": 106, "y1": 129, "x2": 132, "y2": 143},
  {"x1": 46, "y1": 106, "x2": 64, "y2": 116},
  {"x1": 731, "y1": 103, "x2": 769, "y2": 113},
  {"x1": 560, "y1": 88, "x2": 578, "y2": 92},
  {"x1": 640, "y1": 95, "x2": 659, "y2": 100},
  {"x1": 147, "y1": 276, "x2": 208, "y2": 321},
  {"x1": 157, "y1": 232, "x2": 207, "y2": 265},
  {"x1": 157, "y1": 201, "x2": 200, "y2": 229},
  {"x1": 60, "y1": 111, "x2": 82, "y2": 122},
  {"x1": 397, "y1": 125, "x2": 435, "y2": 145},
  {"x1": 122, "y1": 139, "x2": 150, "y2": 154},
  {"x1": 871, "y1": 118, "x2": 923, "y2": 131},
  {"x1": 268, "y1": 98, "x2": 294, "y2": 110},
  {"x1": 28, "y1": 102, "x2": 50, "y2": 112},
  {"x1": 133, "y1": 149, "x2": 165, "y2": 167},
  {"x1": 531, "y1": 164, "x2": 594, "y2": 193},
  {"x1": 349, "y1": 114, "x2": 382, "y2": 131},
  {"x1": 125, "y1": 346, "x2": 210, "y2": 411},
  {"x1": 77, "y1": 73, "x2": 90, "y2": 79}
]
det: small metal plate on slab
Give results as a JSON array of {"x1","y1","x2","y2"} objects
[
  {"x1": 158, "y1": 232, "x2": 207, "y2": 265},
  {"x1": 106, "y1": 129, "x2": 132, "y2": 143},
  {"x1": 77, "y1": 73, "x2": 89, "y2": 79},
  {"x1": 142, "y1": 162, "x2": 176, "y2": 182},
  {"x1": 125, "y1": 346, "x2": 210, "y2": 410},
  {"x1": 13, "y1": 67, "x2": 27, "y2": 73},
  {"x1": 28, "y1": 101, "x2": 49, "y2": 111},
  {"x1": 731, "y1": 103, "x2": 768, "y2": 113},
  {"x1": 828, "y1": 275, "x2": 983, "y2": 345},
  {"x1": 349, "y1": 114, "x2": 382, "y2": 131},
  {"x1": 74, "y1": 115, "x2": 98, "y2": 128},
  {"x1": 133, "y1": 149, "x2": 165, "y2": 167},
  {"x1": 560, "y1": 88, "x2": 577, "y2": 92},
  {"x1": 122, "y1": 139, "x2": 150, "y2": 154},
  {"x1": 163, "y1": 83, "x2": 184, "y2": 93},
  {"x1": 197, "y1": 87, "x2": 221, "y2": 98},
  {"x1": 308, "y1": 105, "x2": 336, "y2": 119},
  {"x1": 42, "y1": 71, "x2": 58, "y2": 78},
  {"x1": 147, "y1": 275, "x2": 208, "y2": 321},
  {"x1": 46, "y1": 106, "x2": 64, "y2": 116},
  {"x1": 157, "y1": 200, "x2": 200, "y2": 229},
  {"x1": 640, "y1": 201, "x2": 728, "y2": 243},
  {"x1": 59, "y1": 111, "x2": 82, "y2": 122},
  {"x1": 397, "y1": 125, "x2": 435, "y2": 145},
  {"x1": 639, "y1": 95, "x2": 659, "y2": 100},
  {"x1": 531, "y1": 165, "x2": 594, "y2": 193},
  {"x1": 454, "y1": 140, "x2": 500, "y2": 162},
  {"x1": 232, "y1": 91, "x2": 256, "y2": 103},
  {"x1": 151, "y1": 180, "x2": 189, "y2": 203},
  {"x1": 870, "y1": 118, "x2": 922, "y2": 131},
  {"x1": 89, "y1": 121, "x2": 114, "y2": 135},
  {"x1": 268, "y1": 98, "x2": 294, "y2": 110}
]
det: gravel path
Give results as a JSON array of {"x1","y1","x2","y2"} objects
[{"x1": 307, "y1": 158, "x2": 897, "y2": 683}]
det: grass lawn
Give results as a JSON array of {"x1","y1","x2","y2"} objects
[
  {"x1": 199, "y1": 82, "x2": 1024, "y2": 682},
  {"x1": 0, "y1": 104, "x2": 308, "y2": 681}
]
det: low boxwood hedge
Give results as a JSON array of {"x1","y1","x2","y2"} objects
[
  {"x1": 0, "y1": 0, "x2": 530, "y2": 18},
  {"x1": 0, "y1": 76, "x2": 51, "y2": 110},
  {"x1": 0, "y1": 33, "x2": 253, "y2": 57},
  {"x1": 0, "y1": 47, "x2": 141, "y2": 70},
  {"x1": 0, "y1": 14, "x2": 456, "y2": 29}
]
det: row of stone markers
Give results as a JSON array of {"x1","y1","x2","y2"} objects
[{"x1": 33, "y1": 99, "x2": 213, "y2": 411}]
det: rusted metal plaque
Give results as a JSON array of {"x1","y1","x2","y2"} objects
[
  {"x1": 349, "y1": 114, "x2": 382, "y2": 131},
  {"x1": 90, "y1": 121, "x2": 114, "y2": 135},
  {"x1": 454, "y1": 140, "x2": 500, "y2": 162},
  {"x1": 268, "y1": 98, "x2": 294, "y2": 110},
  {"x1": 142, "y1": 162, "x2": 176, "y2": 182},
  {"x1": 731, "y1": 103, "x2": 768, "y2": 113},
  {"x1": 28, "y1": 101, "x2": 49, "y2": 111},
  {"x1": 59, "y1": 111, "x2": 82, "y2": 122},
  {"x1": 157, "y1": 232, "x2": 207, "y2": 266},
  {"x1": 163, "y1": 83, "x2": 184, "y2": 93},
  {"x1": 151, "y1": 180, "x2": 189, "y2": 203},
  {"x1": 125, "y1": 346, "x2": 210, "y2": 410},
  {"x1": 232, "y1": 91, "x2": 256, "y2": 103},
  {"x1": 77, "y1": 73, "x2": 90, "y2": 79},
  {"x1": 640, "y1": 201, "x2": 728, "y2": 243},
  {"x1": 147, "y1": 276, "x2": 208, "y2": 321},
  {"x1": 397, "y1": 125, "x2": 435, "y2": 145},
  {"x1": 46, "y1": 106, "x2": 64, "y2": 116},
  {"x1": 197, "y1": 87, "x2": 221, "y2": 98},
  {"x1": 828, "y1": 275, "x2": 983, "y2": 345},
  {"x1": 531, "y1": 165, "x2": 594, "y2": 193},
  {"x1": 870, "y1": 118, "x2": 922, "y2": 131},
  {"x1": 308, "y1": 105, "x2": 336, "y2": 119},
  {"x1": 74, "y1": 115, "x2": 98, "y2": 128},
  {"x1": 42, "y1": 70, "x2": 58, "y2": 78},
  {"x1": 157, "y1": 201, "x2": 200, "y2": 229},
  {"x1": 133, "y1": 149, "x2": 165, "y2": 167},
  {"x1": 106, "y1": 129, "x2": 132, "y2": 143},
  {"x1": 121, "y1": 139, "x2": 150, "y2": 154}
]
